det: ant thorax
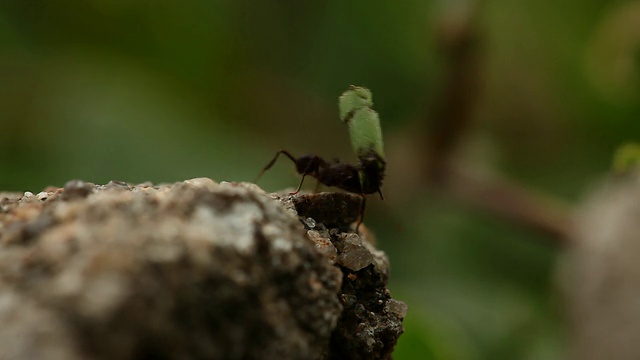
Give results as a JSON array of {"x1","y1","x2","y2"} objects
[{"x1": 316, "y1": 162, "x2": 361, "y2": 194}]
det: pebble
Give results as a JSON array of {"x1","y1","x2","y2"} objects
[{"x1": 336, "y1": 234, "x2": 374, "y2": 271}]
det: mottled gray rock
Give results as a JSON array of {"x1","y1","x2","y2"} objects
[
  {"x1": 321, "y1": 228, "x2": 400, "y2": 360},
  {"x1": 0, "y1": 179, "x2": 405, "y2": 360},
  {"x1": 562, "y1": 176, "x2": 640, "y2": 360}
]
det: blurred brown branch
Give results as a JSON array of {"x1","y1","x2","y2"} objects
[
  {"x1": 443, "y1": 164, "x2": 572, "y2": 242},
  {"x1": 423, "y1": 1, "x2": 572, "y2": 244},
  {"x1": 425, "y1": 2, "x2": 483, "y2": 184}
]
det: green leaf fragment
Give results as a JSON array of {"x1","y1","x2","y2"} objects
[
  {"x1": 339, "y1": 86, "x2": 373, "y2": 122},
  {"x1": 348, "y1": 108, "x2": 385, "y2": 160},
  {"x1": 339, "y1": 86, "x2": 385, "y2": 161},
  {"x1": 613, "y1": 142, "x2": 640, "y2": 174}
]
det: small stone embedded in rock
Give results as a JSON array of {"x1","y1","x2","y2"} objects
[
  {"x1": 306, "y1": 230, "x2": 322, "y2": 241},
  {"x1": 336, "y1": 233, "x2": 374, "y2": 271},
  {"x1": 21, "y1": 192, "x2": 37, "y2": 203},
  {"x1": 104, "y1": 181, "x2": 132, "y2": 191},
  {"x1": 385, "y1": 299, "x2": 408, "y2": 318},
  {"x1": 312, "y1": 237, "x2": 338, "y2": 265},
  {"x1": 304, "y1": 217, "x2": 316, "y2": 229},
  {"x1": 61, "y1": 180, "x2": 94, "y2": 200},
  {"x1": 0, "y1": 192, "x2": 22, "y2": 206},
  {"x1": 341, "y1": 294, "x2": 358, "y2": 307},
  {"x1": 183, "y1": 177, "x2": 218, "y2": 191}
]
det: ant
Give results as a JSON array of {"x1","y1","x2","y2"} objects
[
  {"x1": 255, "y1": 149, "x2": 385, "y2": 231},
  {"x1": 256, "y1": 85, "x2": 386, "y2": 232}
]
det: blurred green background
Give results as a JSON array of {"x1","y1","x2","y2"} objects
[{"x1": 2, "y1": 0, "x2": 640, "y2": 358}]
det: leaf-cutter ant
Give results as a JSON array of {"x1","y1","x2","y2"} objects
[{"x1": 256, "y1": 86, "x2": 386, "y2": 231}]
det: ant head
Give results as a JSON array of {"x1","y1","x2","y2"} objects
[
  {"x1": 359, "y1": 152, "x2": 386, "y2": 194},
  {"x1": 295, "y1": 155, "x2": 325, "y2": 175}
]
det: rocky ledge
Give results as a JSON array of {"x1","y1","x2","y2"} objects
[{"x1": 0, "y1": 178, "x2": 406, "y2": 360}]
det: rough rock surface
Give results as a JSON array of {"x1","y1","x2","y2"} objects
[{"x1": 0, "y1": 178, "x2": 405, "y2": 360}]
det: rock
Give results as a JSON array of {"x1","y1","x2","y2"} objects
[
  {"x1": 60, "y1": 179, "x2": 94, "y2": 200},
  {"x1": 562, "y1": 176, "x2": 640, "y2": 360},
  {"x1": 291, "y1": 192, "x2": 362, "y2": 228},
  {"x1": 0, "y1": 179, "x2": 405, "y2": 359},
  {"x1": 322, "y1": 229, "x2": 402, "y2": 360},
  {"x1": 336, "y1": 233, "x2": 374, "y2": 271}
]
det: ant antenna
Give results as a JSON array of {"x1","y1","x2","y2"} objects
[
  {"x1": 290, "y1": 174, "x2": 307, "y2": 195},
  {"x1": 290, "y1": 157, "x2": 326, "y2": 195},
  {"x1": 254, "y1": 150, "x2": 298, "y2": 183},
  {"x1": 255, "y1": 150, "x2": 319, "y2": 196}
]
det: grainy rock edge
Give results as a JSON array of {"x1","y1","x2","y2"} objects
[{"x1": 0, "y1": 178, "x2": 406, "y2": 360}]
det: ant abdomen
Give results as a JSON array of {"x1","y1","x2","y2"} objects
[{"x1": 316, "y1": 163, "x2": 361, "y2": 194}]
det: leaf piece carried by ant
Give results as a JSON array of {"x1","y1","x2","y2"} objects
[
  {"x1": 339, "y1": 86, "x2": 385, "y2": 162},
  {"x1": 292, "y1": 192, "x2": 362, "y2": 228}
]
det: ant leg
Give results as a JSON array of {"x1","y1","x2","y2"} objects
[
  {"x1": 254, "y1": 150, "x2": 298, "y2": 183},
  {"x1": 289, "y1": 174, "x2": 307, "y2": 195},
  {"x1": 313, "y1": 180, "x2": 321, "y2": 193},
  {"x1": 289, "y1": 157, "x2": 319, "y2": 195},
  {"x1": 355, "y1": 195, "x2": 366, "y2": 233},
  {"x1": 377, "y1": 189, "x2": 384, "y2": 200}
]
